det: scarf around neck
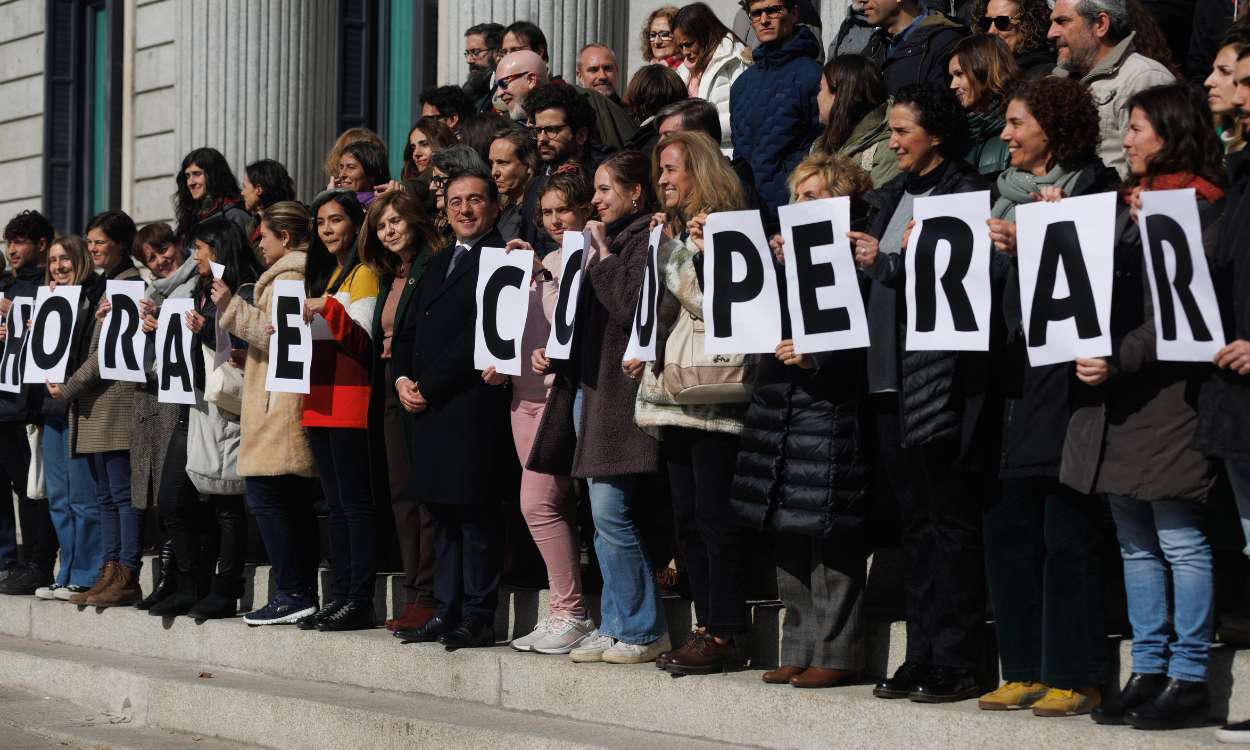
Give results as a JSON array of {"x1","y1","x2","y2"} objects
[
  {"x1": 991, "y1": 165, "x2": 1084, "y2": 220},
  {"x1": 1127, "y1": 172, "x2": 1225, "y2": 206}
]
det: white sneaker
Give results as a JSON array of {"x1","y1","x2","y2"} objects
[
  {"x1": 602, "y1": 633, "x2": 672, "y2": 664},
  {"x1": 569, "y1": 630, "x2": 616, "y2": 663},
  {"x1": 510, "y1": 617, "x2": 555, "y2": 652},
  {"x1": 530, "y1": 616, "x2": 596, "y2": 655},
  {"x1": 34, "y1": 584, "x2": 60, "y2": 600},
  {"x1": 53, "y1": 585, "x2": 88, "y2": 601}
]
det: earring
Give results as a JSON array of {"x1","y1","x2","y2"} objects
[{"x1": 631, "y1": 199, "x2": 638, "y2": 209}]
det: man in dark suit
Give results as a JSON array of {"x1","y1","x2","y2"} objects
[{"x1": 391, "y1": 170, "x2": 512, "y2": 650}]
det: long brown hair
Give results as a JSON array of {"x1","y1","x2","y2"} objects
[
  {"x1": 46, "y1": 235, "x2": 94, "y2": 285},
  {"x1": 672, "y1": 3, "x2": 742, "y2": 72},
  {"x1": 948, "y1": 35, "x2": 1020, "y2": 113},
  {"x1": 814, "y1": 55, "x2": 887, "y2": 156},
  {"x1": 357, "y1": 190, "x2": 441, "y2": 279},
  {"x1": 652, "y1": 131, "x2": 744, "y2": 235},
  {"x1": 401, "y1": 119, "x2": 456, "y2": 181}
]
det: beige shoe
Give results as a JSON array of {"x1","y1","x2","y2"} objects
[
  {"x1": 86, "y1": 564, "x2": 142, "y2": 608},
  {"x1": 978, "y1": 681, "x2": 1049, "y2": 710},
  {"x1": 68, "y1": 562, "x2": 118, "y2": 605},
  {"x1": 1031, "y1": 686, "x2": 1101, "y2": 717}
]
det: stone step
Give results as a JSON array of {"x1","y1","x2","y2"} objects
[
  {"x1": 0, "y1": 634, "x2": 746, "y2": 750},
  {"x1": 0, "y1": 595, "x2": 1233, "y2": 749}
]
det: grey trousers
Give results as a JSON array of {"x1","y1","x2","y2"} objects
[{"x1": 776, "y1": 532, "x2": 867, "y2": 670}]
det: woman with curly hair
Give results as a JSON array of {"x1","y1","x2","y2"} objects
[
  {"x1": 849, "y1": 84, "x2": 996, "y2": 704},
  {"x1": 948, "y1": 35, "x2": 1020, "y2": 175},
  {"x1": 1065, "y1": 83, "x2": 1225, "y2": 730},
  {"x1": 971, "y1": 0, "x2": 1054, "y2": 76},
  {"x1": 975, "y1": 75, "x2": 1117, "y2": 717},
  {"x1": 401, "y1": 118, "x2": 457, "y2": 219},
  {"x1": 641, "y1": 6, "x2": 682, "y2": 68}
]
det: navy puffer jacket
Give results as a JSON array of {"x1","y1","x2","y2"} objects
[
  {"x1": 729, "y1": 27, "x2": 823, "y2": 213},
  {"x1": 731, "y1": 347, "x2": 870, "y2": 539}
]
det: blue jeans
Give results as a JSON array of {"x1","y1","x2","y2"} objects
[
  {"x1": 1227, "y1": 460, "x2": 1250, "y2": 559},
  {"x1": 89, "y1": 451, "x2": 144, "y2": 571},
  {"x1": 244, "y1": 475, "x2": 320, "y2": 601},
  {"x1": 42, "y1": 416, "x2": 100, "y2": 587},
  {"x1": 574, "y1": 389, "x2": 665, "y2": 644},
  {"x1": 1108, "y1": 495, "x2": 1213, "y2": 681}
]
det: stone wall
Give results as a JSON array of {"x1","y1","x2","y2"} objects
[{"x1": 0, "y1": 0, "x2": 45, "y2": 223}]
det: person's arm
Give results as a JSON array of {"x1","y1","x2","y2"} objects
[
  {"x1": 586, "y1": 241, "x2": 649, "y2": 326},
  {"x1": 659, "y1": 237, "x2": 704, "y2": 317},
  {"x1": 57, "y1": 318, "x2": 104, "y2": 401},
  {"x1": 411, "y1": 318, "x2": 477, "y2": 405},
  {"x1": 539, "y1": 251, "x2": 561, "y2": 324},
  {"x1": 319, "y1": 296, "x2": 375, "y2": 365},
  {"x1": 218, "y1": 288, "x2": 272, "y2": 353}
]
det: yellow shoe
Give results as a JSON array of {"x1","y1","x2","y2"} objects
[
  {"x1": 978, "y1": 681, "x2": 1050, "y2": 710},
  {"x1": 1031, "y1": 686, "x2": 1101, "y2": 717}
]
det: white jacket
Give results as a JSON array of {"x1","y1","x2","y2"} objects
[{"x1": 678, "y1": 34, "x2": 752, "y2": 155}]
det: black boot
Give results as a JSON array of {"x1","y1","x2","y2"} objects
[
  {"x1": 187, "y1": 575, "x2": 242, "y2": 619},
  {"x1": 1091, "y1": 673, "x2": 1169, "y2": 725},
  {"x1": 909, "y1": 666, "x2": 981, "y2": 703},
  {"x1": 148, "y1": 575, "x2": 201, "y2": 617},
  {"x1": 1126, "y1": 678, "x2": 1212, "y2": 730},
  {"x1": 136, "y1": 541, "x2": 177, "y2": 610},
  {"x1": 1219, "y1": 577, "x2": 1250, "y2": 646}
]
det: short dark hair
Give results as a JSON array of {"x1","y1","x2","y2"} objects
[
  {"x1": 446, "y1": 170, "x2": 500, "y2": 205},
  {"x1": 190, "y1": 217, "x2": 261, "y2": 292},
  {"x1": 341, "y1": 141, "x2": 391, "y2": 187},
  {"x1": 420, "y1": 85, "x2": 474, "y2": 123},
  {"x1": 465, "y1": 22, "x2": 504, "y2": 48},
  {"x1": 523, "y1": 82, "x2": 596, "y2": 136},
  {"x1": 623, "y1": 65, "x2": 687, "y2": 123},
  {"x1": 3, "y1": 210, "x2": 54, "y2": 248},
  {"x1": 739, "y1": 0, "x2": 797, "y2": 10},
  {"x1": 244, "y1": 159, "x2": 297, "y2": 208},
  {"x1": 655, "y1": 98, "x2": 722, "y2": 143},
  {"x1": 134, "y1": 222, "x2": 177, "y2": 261},
  {"x1": 891, "y1": 84, "x2": 970, "y2": 159},
  {"x1": 504, "y1": 21, "x2": 549, "y2": 60},
  {"x1": 85, "y1": 210, "x2": 137, "y2": 251}
]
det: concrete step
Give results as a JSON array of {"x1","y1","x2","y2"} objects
[
  {"x1": 0, "y1": 595, "x2": 1232, "y2": 749},
  {"x1": 0, "y1": 684, "x2": 261, "y2": 749},
  {"x1": 0, "y1": 634, "x2": 747, "y2": 750}
]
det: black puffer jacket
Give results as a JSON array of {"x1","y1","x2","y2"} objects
[
  {"x1": 731, "y1": 346, "x2": 870, "y2": 539},
  {"x1": 863, "y1": 158, "x2": 1004, "y2": 466}
]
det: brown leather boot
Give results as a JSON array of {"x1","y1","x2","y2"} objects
[
  {"x1": 790, "y1": 667, "x2": 859, "y2": 689},
  {"x1": 86, "y1": 564, "x2": 142, "y2": 608},
  {"x1": 661, "y1": 634, "x2": 744, "y2": 676},
  {"x1": 389, "y1": 603, "x2": 436, "y2": 632},
  {"x1": 68, "y1": 562, "x2": 118, "y2": 605},
  {"x1": 763, "y1": 666, "x2": 806, "y2": 684}
]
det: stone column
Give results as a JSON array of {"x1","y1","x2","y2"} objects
[
  {"x1": 175, "y1": 0, "x2": 337, "y2": 202},
  {"x1": 437, "y1": 0, "x2": 630, "y2": 89}
]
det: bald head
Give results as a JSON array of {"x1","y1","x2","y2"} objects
[{"x1": 495, "y1": 51, "x2": 549, "y2": 121}]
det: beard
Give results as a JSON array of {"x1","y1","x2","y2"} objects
[{"x1": 463, "y1": 68, "x2": 492, "y2": 98}]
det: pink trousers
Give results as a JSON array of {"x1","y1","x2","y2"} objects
[{"x1": 510, "y1": 396, "x2": 586, "y2": 618}]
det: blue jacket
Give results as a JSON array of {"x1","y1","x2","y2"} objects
[{"x1": 729, "y1": 26, "x2": 823, "y2": 213}]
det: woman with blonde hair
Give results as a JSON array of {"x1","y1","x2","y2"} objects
[
  {"x1": 32, "y1": 236, "x2": 104, "y2": 601},
  {"x1": 636, "y1": 130, "x2": 748, "y2": 675},
  {"x1": 215, "y1": 200, "x2": 322, "y2": 625},
  {"x1": 948, "y1": 34, "x2": 1019, "y2": 175}
]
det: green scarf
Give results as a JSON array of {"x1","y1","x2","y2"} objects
[{"x1": 991, "y1": 165, "x2": 1084, "y2": 220}]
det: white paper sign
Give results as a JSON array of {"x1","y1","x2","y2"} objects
[
  {"x1": 905, "y1": 191, "x2": 992, "y2": 351},
  {"x1": 209, "y1": 261, "x2": 225, "y2": 280},
  {"x1": 24, "y1": 286, "x2": 81, "y2": 385},
  {"x1": 703, "y1": 210, "x2": 783, "y2": 354},
  {"x1": 266, "y1": 279, "x2": 311, "y2": 394},
  {"x1": 779, "y1": 198, "x2": 870, "y2": 354},
  {"x1": 154, "y1": 298, "x2": 198, "y2": 404},
  {"x1": 623, "y1": 226, "x2": 664, "y2": 362},
  {"x1": 98, "y1": 280, "x2": 147, "y2": 382},
  {"x1": 1137, "y1": 188, "x2": 1226, "y2": 362},
  {"x1": 0, "y1": 296, "x2": 34, "y2": 393},
  {"x1": 545, "y1": 230, "x2": 588, "y2": 360},
  {"x1": 1016, "y1": 192, "x2": 1116, "y2": 366},
  {"x1": 474, "y1": 246, "x2": 534, "y2": 377}
]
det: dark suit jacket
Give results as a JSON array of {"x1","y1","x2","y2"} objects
[{"x1": 392, "y1": 228, "x2": 512, "y2": 506}]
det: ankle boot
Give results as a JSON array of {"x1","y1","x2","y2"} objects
[
  {"x1": 187, "y1": 575, "x2": 241, "y2": 619},
  {"x1": 87, "y1": 564, "x2": 142, "y2": 608},
  {"x1": 137, "y1": 541, "x2": 177, "y2": 610},
  {"x1": 1126, "y1": 678, "x2": 1212, "y2": 730},
  {"x1": 1091, "y1": 672, "x2": 1168, "y2": 725},
  {"x1": 68, "y1": 562, "x2": 117, "y2": 605},
  {"x1": 149, "y1": 575, "x2": 201, "y2": 617}
]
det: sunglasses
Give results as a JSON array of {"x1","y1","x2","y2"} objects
[
  {"x1": 976, "y1": 14, "x2": 1019, "y2": 31},
  {"x1": 748, "y1": 4, "x2": 788, "y2": 20},
  {"x1": 496, "y1": 72, "x2": 527, "y2": 90}
]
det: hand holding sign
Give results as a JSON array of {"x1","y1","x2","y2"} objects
[
  {"x1": 266, "y1": 280, "x2": 312, "y2": 394},
  {"x1": 155, "y1": 298, "x2": 198, "y2": 404},
  {"x1": 545, "y1": 230, "x2": 587, "y2": 360},
  {"x1": 98, "y1": 279, "x2": 147, "y2": 383},
  {"x1": 474, "y1": 246, "x2": 534, "y2": 377},
  {"x1": 904, "y1": 191, "x2": 992, "y2": 352},
  {"x1": 0, "y1": 296, "x2": 34, "y2": 393},
  {"x1": 779, "y1": 197, "x2": 870, "y2": 354},
  {"x1": 24, "y1": 286, "x2": 82, "y2": 386}
]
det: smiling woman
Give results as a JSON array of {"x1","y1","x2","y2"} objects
[{"x1": 174, "y1": 147, "x2": 251, "y2": 248}]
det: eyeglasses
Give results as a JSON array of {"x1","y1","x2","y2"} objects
[
  {"x1": 464, "y1": 47, "x2": 496, "y2": 59},
  {"x1": 430, "y1": 176, "x2": 449, "y2": 189},
  {"x1": 976, "y1": 14, "x2": 1020, "y2": 31},
  {"x1": 747, "y1": 4, "x2": 788, "y2": 20},
  {"x1": 496, "y1": 72, "x2": 527, "y2": 90},
  {"x1": 429, "y1": 112, "x2": 456, "y2": 122},
  {"x1": 529, "y1": 123, "x2": 570, "y2": 139},
  {"x1": 647, "y1": 30, "x2": 673, "y2": 40},
  {"x1": 447, "y1": 195, "x2": 486, "y2": 211},
  {"x1": 500, "y1": 44, "x2": 531, "y2": 56}
]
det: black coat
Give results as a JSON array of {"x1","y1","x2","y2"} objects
[
  {"x1": 0, "y1": 264, "x2": 48, "y2": 423},
  {"x1": 731, "y1": 347, "x2": 870, "y2": 539},
  {"x1": 863, "y1": 158, "x2": 1002, "y2": 467},
  {"x1": 392, "y1": 228, "x2": 513, "y2": 505},
  {"x1": 865, "y1": 12, "x2": 969, "y2": 96},
  {"x1": 1196, "y1": 151, "x2": 1250, "y2": 462}
]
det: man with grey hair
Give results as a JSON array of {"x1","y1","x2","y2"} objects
[
  {"x1": 575, "y1": 43, "x2": 620, "y2": 100},
  {"x1": 1048, "y1": 0, "x2": 1173, "y2": 177}
]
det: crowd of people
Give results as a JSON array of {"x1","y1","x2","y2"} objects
[{"x1": 2, "y1": 0, "x2": 1250, "y2": 740}]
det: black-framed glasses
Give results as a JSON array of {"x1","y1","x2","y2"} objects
[
  {"x1": 496, "y1": 72, "x2": 527, "y2": 90},
  {"x1": 464, "y1": 47, "x2": 496, "y2": 59},
  {"x1": 529, "y1": 123, "x2": 570, "y2": 139},
  {"x1": 976, "y1": 14, "x2": 1019, "y2": 31},
  {"x1": 430, "y1": 176, "x2": 449, "y2": 189},
  {"x1": 648, "y1": 30, "x2": 673, "y2": 40},
  {"x1": 429, "y1": 112, "x2": 456, "y2": 122},
  {"x1": 747, "y1": 3, "x2": 788, "y2": 20}
]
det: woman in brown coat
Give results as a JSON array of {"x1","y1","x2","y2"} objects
[{"x1": 1060, "y1": 84, "x2": 1223, "y2": 731}]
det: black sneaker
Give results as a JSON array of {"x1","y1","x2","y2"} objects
[
  {"x1": 316, "y1": 600, "x2": 375, "y2": 632},
  {"x1": 298, "y1": 600, "x2": 345, "y2": 630},
  {"x1": 0, "y1": 563, "x2": 50, "y2": 595},
  {"x1": 243, "y1": 593, "x2": 317, "y2": 626},
  {"x1": 874, "y1": 661, "x2": 930, "y2": 699}
]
